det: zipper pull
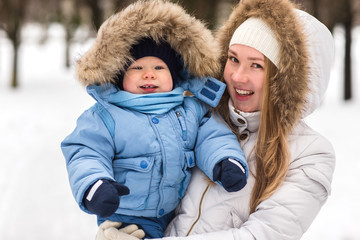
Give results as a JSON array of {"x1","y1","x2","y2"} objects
[{"x1": 176, "y1": 111, "x2": 187, "y2": 141}]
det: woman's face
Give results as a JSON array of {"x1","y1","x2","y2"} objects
[{"x1": 224, "y1": 44, "x2": 266, "y2": 112}]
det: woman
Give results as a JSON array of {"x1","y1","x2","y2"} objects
[{"x1": 98, "y1": 0, "x2": 336, "y2": 239}]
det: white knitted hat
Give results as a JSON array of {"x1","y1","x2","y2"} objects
[{"x1": 229, "y1": 18, "x2": 280, "y2": 67}]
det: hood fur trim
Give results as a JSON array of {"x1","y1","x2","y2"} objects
[
  {"x1": 76, "y1": 0, "x2": 220, "y2": 86},
  {"x1": 216, "y1": 0, "x2": 308, "y2": 130}
]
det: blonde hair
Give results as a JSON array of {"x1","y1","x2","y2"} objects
[{"x1": 215, "y1": 57, "x2": 290, "y2": 214}]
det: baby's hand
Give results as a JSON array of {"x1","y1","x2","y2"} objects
[
  {"x1": 83, "y1": 179, "x2": 129, "y2": 217},
  {"x1": 213, "y1": 158, "x2": 247, "y2": 192}
]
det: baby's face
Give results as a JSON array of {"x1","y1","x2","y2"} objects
[{"x1": 123, "y1": 56, "x2": 173, "y2": 94}]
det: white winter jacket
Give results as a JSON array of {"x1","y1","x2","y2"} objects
[
  {"x1": 160, "y1": 103, "x2": 335, "y2": 240},
  {"x1": 151, "y1": 0, "x2": 336, "y2": 239}
]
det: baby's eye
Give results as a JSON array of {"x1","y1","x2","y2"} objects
[
  {"x1": 155, "y1": 66, "x2": 165, "y2": 70},
  {"x1": 131, "y1": 66, "x2": 143, "y2": 70}
]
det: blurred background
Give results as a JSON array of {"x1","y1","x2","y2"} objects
[
  {"x1": 0, "y1": 0, "x2": 359, "y2": 96},
  {"x1": 0, "y1": 0, "x2": 359, "y2": 239}
]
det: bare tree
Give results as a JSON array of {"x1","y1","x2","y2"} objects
[
  {"x1": 302, "y1": 0, "x2": 359, "y2": 100},
  {"x1": 61, "y1": 0, "x2": 81, "y2": 68},
  {"x1": 177, "y1": 0, "x2": 219, "y2": 29},
  {"x1": 113, "y1": 0, "x2": 134, "y2": 11},
  {"x1": 83, "y1": 0, "x2": 103, "y2": 31},
  {"x1": 0, "y1": 0, "x2": 61, "y2": 87},
  {"x1": 0, "y1": 0, "x2": 27, "y2": 88},
  {"x1": 343, "y1": 0, "x2": 353, "y2": 100}
]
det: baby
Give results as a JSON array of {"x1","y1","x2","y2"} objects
[{"x1": 61, "y1": 0, "x2": 248, "y2": 238}]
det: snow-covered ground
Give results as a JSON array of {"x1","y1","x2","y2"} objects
[{"x1": 0, "y1": 23, "x2": 359, "y2": 240}]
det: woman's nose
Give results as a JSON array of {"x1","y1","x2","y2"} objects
[{"x1": 232, "y1": 66, "x2": 247, "y2": 83}]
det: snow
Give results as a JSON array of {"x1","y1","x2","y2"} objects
[{"x1": 0, "y1": 23, "x2": 359, "y2": 239}]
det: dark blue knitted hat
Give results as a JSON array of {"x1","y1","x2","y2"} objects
[{"x1": 116, "y1": 38, "x2": 181, "y2": 90}]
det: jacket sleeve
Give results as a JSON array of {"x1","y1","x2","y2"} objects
[
  {"x1": 194, "y1": 109, "x2": 248, "y2": 182},
  {"x1": 61, "y1": 108, "x2": 116, "y2": 213},
  {"x1": 152, "y1": 135, "x2": 335, "y2": 240}
]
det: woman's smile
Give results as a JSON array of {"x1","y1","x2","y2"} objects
[{"x1": 235, "y1": 88, "x2": 254, "y2": 96}]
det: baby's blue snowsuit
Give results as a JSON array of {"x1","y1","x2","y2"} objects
[{"x1": 61, "y1": 81, "x2": 248, "y2": 237}]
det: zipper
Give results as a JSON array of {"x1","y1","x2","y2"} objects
[
  {"x1": 176, "y1": 111, "x2": 187, "y2": 141},
  {"x1": 186, "y1": 183, "x2": 211, "y2": 236}
]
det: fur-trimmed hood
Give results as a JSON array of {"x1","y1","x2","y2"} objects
[
  {"x1": 76, "y1": 0, "x2": 220, "y2": 86},
  {"x1": 216, "y1": 0, "x2": 334, "y2": 129}
]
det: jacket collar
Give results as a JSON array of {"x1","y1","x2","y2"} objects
[{"x1": 228, "y1": 100, "x2": 260, "y2": 134}]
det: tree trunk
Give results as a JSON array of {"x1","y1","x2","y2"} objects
[
  {"x1": 65, "y1": 28, "x2": 72, "y2": 68},
  {"x1": 3, "y1": 0, "x2": 26, "y2": 88},
  {"x1": 11, "y1": 43, "x2": 19, "y2": 88},
  {"x1": 344, "y1": 0, "x2": 352, "y2": 100},
  {"x1": 85, "y1": 0, "x2": 103, "y2": 31},
  {"x1": 10, "y1": 17, "x2": 21, "y2": 88},
  {"x1": 309, "y1": 0, "x2": 320, "y2": 18},
  {"x1": 181, "y1": 0, "x2": 218, "y2": 29}
]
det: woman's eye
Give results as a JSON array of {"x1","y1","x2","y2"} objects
[
  {"x1": 229, "y1": 56, "x2": 239, "y2": 63},
  {"x1": 252, "y1": 63, "x2": 263, "y2": 69}
]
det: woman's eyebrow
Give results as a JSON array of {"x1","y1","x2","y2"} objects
[
  {"x1": 228, "y1": 49, "x2": 264, "y2": 61},
  {"x1": 248, "y1": 57, "x2": 264, "y2": 62},
  {"x1": 228, "y1": 49, "x2": 238, "y2": 56}
]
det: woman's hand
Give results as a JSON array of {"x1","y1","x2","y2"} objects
[{"x1": 96, "y1": 220, "x2": 145, "y2": 240}]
